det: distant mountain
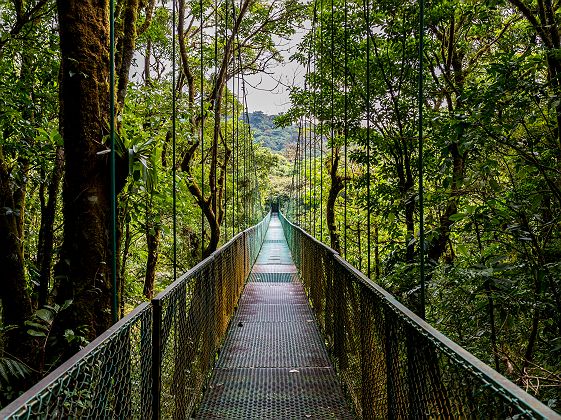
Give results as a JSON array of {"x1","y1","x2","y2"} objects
[{"x1": 247, "y1": 111, "x2": 298, "y2": 152}]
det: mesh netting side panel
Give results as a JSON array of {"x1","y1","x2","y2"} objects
[
  {"x1": 3, "y1": 304, "x2": 153, "y2": 419},
  {"x1": 2, "y1": 214, "x2": 273, "y2": 420},
  {"x1": 279, "y1": 211, "x2": 557, "y2": 419},
  {"x1": 156, "y1": 213, "x2": 270, "y2": 418},
  {"x1": 157, "y1": 239, "x2": 246, "y2": 419}
]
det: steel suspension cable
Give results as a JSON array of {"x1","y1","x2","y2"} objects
[
  {"x1": 223, "y1": 0, "x2": 228, "y2": 240},
  {"x1": 232, "y1": 16, "x2": 248, "y2": 228},
  {"x1": 311, "y1": 11, "x2": 316, "y2": 235},
  {"x1": 364, "y1": 0, "x2": 370, "y2": 278},
  {"x1": 109, "y1": 0, "x2": 117, "y2": 323},
  {"x1": 290, "y1": 133, "x2": 299, "y2": 219},
  {"x1": 172, "y1": 0, "x2": 178, "y2": 280},
  {"x1": 307, "y1": 7, "x2": 317, "y2": 233},
  {"x1": 418, "y1": 0, "x2": 426, "y2": 318},
  {"x1": 231, "y1": 0, "x2": 242, "y2": 231},
  {"x1": 330, "y1": 0, "x2": 334, "y2": 179},
  {"x1": 231, "y1": 0, "x2": 236, "y2": 238},
  {"x1": 343, "y1": 0, "x2": 348, "y2": 258},
  {"x1": 297, "y1": 119, "x2": 303, "y2": 225},
  {"x1": 213, "y1": 0, "x2": 218, "y2": 235},
  {"x1": 319, "y1": 0, "x2": 323, "y2": 243},
  {"x1": 241, "y1": 77, "x2": 259, "y2": 222},
  {"x1": 311, "y1": 12, "x2": 316, "y2": 237},
  {"x1": 236, "y1": 44, "x2": 241, "y2": 232},
  {"x1": 200, "y1": 0, "x2": 205, "y2": 257}
]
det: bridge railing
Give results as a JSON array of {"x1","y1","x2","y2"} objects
[
  {"x1": 0, "y1": 303, "x2": 153, "y2": 419},
  {"x1": 279, "y1": 212, "x2": 560, "y2": 419},
  {"x1": 0, "y1": 212, "x2": 271, "y2": 419},
  {"x1": 151, "y1": 212, "x2": 270, "y2": 419}
]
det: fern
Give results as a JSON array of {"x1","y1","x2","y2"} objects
[{"x1": 0, "y1": 356, "x2": 30, "y2": 387}]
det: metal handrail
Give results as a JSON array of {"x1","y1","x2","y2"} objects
[
  {"x1": 279, "y1": 211, "x2": 560, "y2": 419},
  {"x1": 1, "y1": 212, "x2": 271, "y2": 419}
]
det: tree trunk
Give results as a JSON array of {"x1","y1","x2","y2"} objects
[
  {"x1": 0, "y1": 147, "x2": 34, "y2": 364},
  {"x1": 119, "y1": 203, "x2": 131, "y2": 318},
  {"x1": 53, "y1": 0, "x2": 115, "y2": 339},
  {"x1": 144, "y1": 219, "x2": 160, "y2": 299},
  {"x1": 37, "y1": 146, "x2": 64, "y2": 306},
  {"x1": 428, "y1": 147, "x2": 464, "y2": 264},
  {"x1": 116, "y1": 0, "x2": 140, "y2": 109},
  {"x1": 326, "y1": 148, "x2": 343, "y2": 254}
]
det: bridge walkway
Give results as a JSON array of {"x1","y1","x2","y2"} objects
[{"x1": 197, "y1": 215, "x2": 354, "y2": 419}]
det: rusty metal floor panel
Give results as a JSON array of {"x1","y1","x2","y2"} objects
[{"x1": 197, "y1": 215, "x2": 354, "y2": 419}]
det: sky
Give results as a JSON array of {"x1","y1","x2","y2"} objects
[{"x1": 243, "y1": 30, "x2": 306, "y2": 115}]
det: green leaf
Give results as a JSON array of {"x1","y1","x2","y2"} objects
[
  {"x1": 35, "y1": 308, "x2": 54, "y2": 322},
  {"x1": 449, "y1": 213, "x2": 465, "y2": 222},
  {"x1": 27, "y1": 329, "x2": 47, "y2": 337},
  {"x1": 456, "y1": 244, "x2": 469, "y2": 257},
  {"x1": 24, "y1": 321, "x2": 48, "y2": 331}
]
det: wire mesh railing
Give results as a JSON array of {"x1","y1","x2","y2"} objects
[
  {"x1": 0, "y1": 212, "x2": 270, "y2": 419},
  {"x1": 0, "y1": 303, "x2": 153, "y2": 419},
  {"x1": 279, "y1": 212, "x2": 560, "y2": 419},
  {"x1": 151, "y1": 212, "x2": 270, "y2": 419}
]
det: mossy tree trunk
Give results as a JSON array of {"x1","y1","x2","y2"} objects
[{"x1": 53, "y1": 0, "x2": 115, "y2": 339}]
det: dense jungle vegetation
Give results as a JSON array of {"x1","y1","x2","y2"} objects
[
  {"x1": 248, "y1": 111, "x2": 298, "y2": 150},
  {"x1": 0, "y1": 0, "x2": 301, "y2": 405},
  {"x1": 1, "y1": 0, "x2": 561, "y2": 412},
  {"x1": 278, "y1": 0, "x2": 561, "y2": 408}
]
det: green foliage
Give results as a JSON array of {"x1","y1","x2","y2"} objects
[
  {"x1": 248, "y1": 111, "x2": 298, "y2": 151},
  {"x1": 281, "y1": 0, "x2": 561, "y2": 405}
]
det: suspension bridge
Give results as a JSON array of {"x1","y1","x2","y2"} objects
[{"x1": 0, "y1": 211, "x2": 558, "y2": 419}]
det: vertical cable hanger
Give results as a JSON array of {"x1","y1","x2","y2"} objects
[
  {"x1": 235, "y1": 28, "x2": 241, "y2": 232},
  {"x1": 306, "y1": 8, "x2": 316, "y2": 233},
  {"x1": 213, "y1": 0, "x2": 218, "y2": 238},
  {"x1": 290, "y1": 132, "x2": 299, "y2": 219},
  {"x1": 319, "y1": 0, "x2": 323, "y2": 243},
  {"x1": 231, "y1": 0, "x2": 241, "y2": 231},
  {"x1": 241, "y1": 77, "x2": 258, "y2": 222},
  {"x1": 363, "y1": 0, "x2": 370, "y2": 278},
  {"x1": 297, "y1": 119, "x2": 303, "y2": 225},
  {"x1": 200, "y1": 0, "x2": 205, "y2": 258},
  {"x1": 418, "y1": 0, "x2": 426, "y2": 319},
  {"x1": 303, "y1": 114, "x2": 307, "y2": 230},
  {"x1": 311, "y1": 5, "x2": 317, "y2": 234},
  {"x1": 311, "y1": 3, "x2": 317, "y2": 237},
  {"x1": 241, "y1": 105, "x2": 246, "y2": 228},
  {"x1": 343, "y1": 0, "x2": 348, "y2": 259},
  {"x1": 172, "y1": 0, "x2": 178, "y2": 279},
  {"x1": 223, "y1": 0, "x2": 228, "y2": 241},
  {"x1": 233, "y1": 19, "x2": 248, "y2": 228},
  {"x1": 245, "y1": 97, "x2": 260, "y2": 220},
  {"x1": 329, "y1": 0, "x2": 334, "y2": 237},
  {"x1": 230, "y1": 0, "x2": 237, "y2": 238},
  {"x1": 310, "y1": 106, "x2": 313, "y2": 233},
  {"x1": 109, "y1": 0, "x2": 118, "y2": 323}
]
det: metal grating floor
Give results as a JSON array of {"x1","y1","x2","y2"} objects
[
  {"x1": 247, "y1": 272, "x2": 298, "y2": 282},
  {"x1": 197, "y1": 216, "x2": 354, "y2": 419}
]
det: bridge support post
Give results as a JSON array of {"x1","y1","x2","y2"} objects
[
  {"x1": 361, "y1": 289, "x2": 377, "y2": 419},
  {"x1": 140, "y1": 310, "x2": 152, "y2": 418},
  {"x1": 333, "y1": 259, "x2": 347, "y2": 369},
  {"x1": 407, "y1": 328, "x2": 427, "y2": 418},
  {"x1": 385, "y1": 308, "x2": 397, "y2": 420},
  {"x1": 151, "y1": 299, "x2": 162, "y2": 420}
]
